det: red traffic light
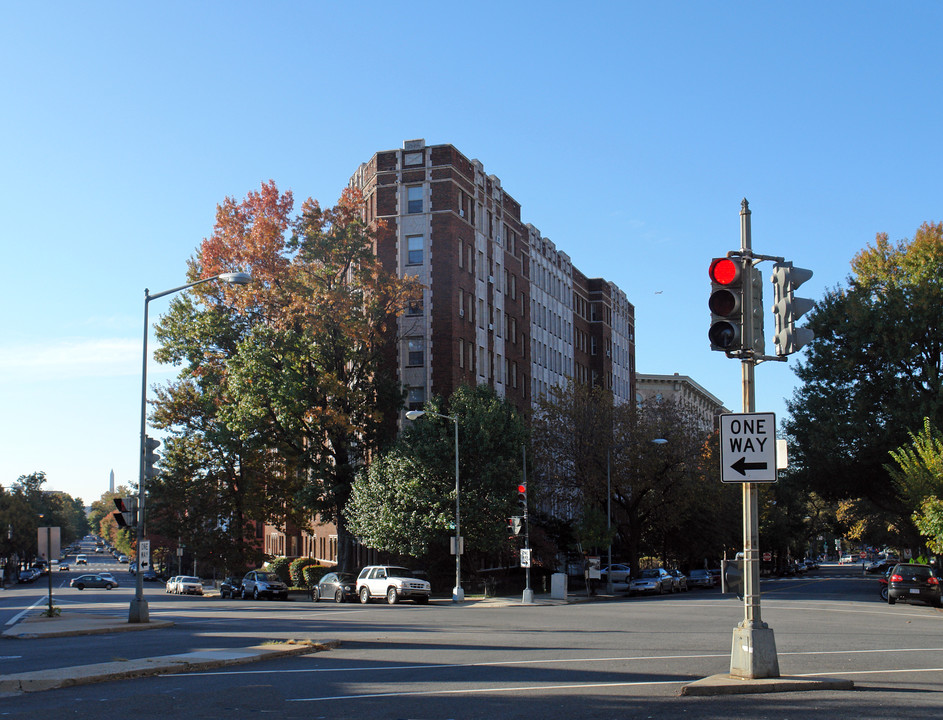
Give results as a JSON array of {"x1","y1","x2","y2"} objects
[
  {"x1": 709, "y1": 257, "x2": 740, "y2": 285},
  {"x1": 517, "y1": 484, "x2": 526, "y2": 494}
]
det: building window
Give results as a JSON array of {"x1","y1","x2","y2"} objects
[
  {"x1": 407, "y1": 235, "x2": 423, "y2": 265},
  {"x1": 407, "y1": 387, "x2": 425, "y2": 410},
  {"x1": 458, "y1": 242, "x2": 464, "y2": 268},
  {"x1": 459, "y1": 339, "x2": 464, "y2": 369},
  {"x1": 407, "y1": 298, "x2": 423, "y2": 316},
  {"x1": 407, "y1": 337, "x2": 424, "y2": 366},
  {"x1": 404, "y1": 152, "x2": 423, "y2": 166},
  {"x1": 407, "y1": 186, "x2": 422, "y2": 214}
]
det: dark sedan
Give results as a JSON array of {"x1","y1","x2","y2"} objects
[
  {"x1": 887, "y1": 564, "x2": 941, "y2": 607},
  {"x1": 219, "y1": 575, "x2": 244, "y2": 599},
  {"x1": 70, "y1": 574, "x2": 118, "y2": 590},
  {"x1": 312, "y1": 572, "x2": 357, "y2": 603}
]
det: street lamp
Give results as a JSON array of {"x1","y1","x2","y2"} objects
[
  {"x1": 129, "y1": 271, "x2": 251, "y2": 624},
  {"x1": 405, "y1": 409, "x2": 464, "y2": 603},
  {"x1": 606, "y1": 437, "x2": 667, "y2": 595}
]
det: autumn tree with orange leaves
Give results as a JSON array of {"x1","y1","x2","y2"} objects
[{"x1": 151, "y1": 182, "x2": 421, "y2": 572}]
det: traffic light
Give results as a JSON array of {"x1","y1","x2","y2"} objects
[
  {"x1": 517, "y1": 483, "x2": 527, "y2": 515},
  {"x1": 114, "y1": 497, "x2": 137, "y2": 528},
  {"x1": 771, "y1": 262, "x2": 815, "y2": 356},
  {"x1": 144, "y1": 436, "x2": 161, "y2": 479},
  {"x1": 708, "y1": 257, "x2": 744, "y2": 352},
  {"x1": 748, "y1": 265, "x2": 766, "y2": 356},
  {"x1": 721, "y1": 557, "x2": 743, "y2": 599}
]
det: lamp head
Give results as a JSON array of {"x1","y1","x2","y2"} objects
[
  {"x1": 218, "y1": 272, "x2": 252, "y2": 286},
  {"x1": 405, "y1": 410, "x2": 425, "y2": 421}
]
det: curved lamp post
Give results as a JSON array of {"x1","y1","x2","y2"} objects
[
  {"x1": 405, "y1": 409, "x2": 464, "y2": 603},
  {"x1": 129, "y1": 271, "x2": 251, "y2": 623}
]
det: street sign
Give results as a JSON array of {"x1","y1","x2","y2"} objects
[
  {"x1": 720, "y1": 412, "x2": 777, "y2": 483},
  {"x1": 763, "y1": 552, "x2": 772, "y2": 562},
  {"x1": 520, "y1": 548, "x2": 532, "y2": 568},
  {"x1": 139, "y1": 540, "x2": 151, "y2": 570}
]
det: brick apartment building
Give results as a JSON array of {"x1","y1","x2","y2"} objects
[{"x1": 264, "y1": 140, "x2": 636, "y2": 566}]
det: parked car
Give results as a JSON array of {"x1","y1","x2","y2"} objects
[
  {"x1": 598, "y1": 564, "x2": 632, "y2": 584},
  {"x1": 165, "y1": 576, "x2": 181, "y2": 594},
  {"x1": 76, "y1": 554, "x2": 88, "y2": 565},
  {"x1": 687, "y1": 569, "x2": 715, "y2": 589},
  {"x1": 241, "y1": 571, "x2": 289, "y2": 600},
  {"x1": 311, "y1": 572, "x2": 358, "y2": 603},
  {"x1": 628, "y1": 568, "x2": 673, "y2": 595},
  {"x1": 887, "y1": 564, "x2": 942, "y2": 607},
  {"x1": 219, "y1": 575, "x2": 244, "y2": 599},
  {"x1": 357, "y1": 566, "x2": 431, "y2": 605},
  {"x1": 667, "y1": 570, "x2": 688, "y2": 592},
  {"x1": 17, "y1": 569, "x2": 40, "y2": 583},
  {"x1": 176, "y1": 576, "x2": 203, "y2": 596},
  {"x1": 70, "y1": 574, "x2": 117, "y2": 590}
]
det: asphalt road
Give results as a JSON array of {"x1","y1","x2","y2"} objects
[{"x1": 2, "y1": 562, "x2": 941, "y2": 719}]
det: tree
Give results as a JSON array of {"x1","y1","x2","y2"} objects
[
  {"x1": 887, "y1": 416, "x2": 943, "y2": 552},
  {"x1": 346, "y1": 385, "x2": 528, "y2": 572},
  {"x1": 151, "y1": 182, "x2": 422, "y2": 571},
  {"x1": 785, "y1": 222, "x2": 943, "y2": 517}
]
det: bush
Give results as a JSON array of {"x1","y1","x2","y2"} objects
[
  {"x1": 302, "y1": 564, "x2": 331, "y2": 588},
  {"x1": 265, "y1": 557, "x2": 292, "y2": 585},
  {"x1": 290, "y1": 557, "x2": 320, "y2": 587}
]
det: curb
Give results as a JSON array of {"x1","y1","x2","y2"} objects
[
  {"x1": 2, "y1": 616, "x2": 175, "y2": 639},
  {"x1": 680, "y1": 673, "x2": 855, "y2": 696},
  {"x1": 0, "y1": 639, "x2": 340, "y2": 695}
]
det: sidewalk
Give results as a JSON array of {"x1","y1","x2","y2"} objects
[{"x1": 0, "y1": 614, "x2": 338, "y2": 696}]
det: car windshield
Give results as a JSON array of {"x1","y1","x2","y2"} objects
[
  {"x1": 334, "y1": 573, "x2": 355, "y2": 582},
  {"x1": 386, "y1": 567, "x2": 411, "y2": 577},
  {"x1": 640, "y1": 570, "x2": 660, "y2": 578},
  {"x1": 255, "y1": 572, "x2": 280, "y2": 582},
  {"x1": 895, "y1": 566, "x2": 933, "y2": 578},
  {"x1": 181, "y1": 577, "x2": 200, "y2": 583}
]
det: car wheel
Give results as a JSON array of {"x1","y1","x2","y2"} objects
[
  {"x1": 659, "y1": 583, "x2": 666, "y2": 595},
  {"x1": 76, "y1": 584, "x2": 85, "y2": 590},
  {"x1": 311, "y1": 587, "x2": 320, "y2": 603},
  {"x1": 880, "y1": 586, "x2": 888, "y2": 601},
  {"x1": 359, "y1": 586, "x2": 370, "y2": 604},
  {"x1": 387, "y1": 587, "x2": 399, "y2": 605},
  {"x1": 335, "y1": 589, "x2": 345, "y2": 603},
  {"x1": 253, "y1": 587, "x2": 260, "y2": 601},
  {"x1": 241, "y1": 587, "x2": 248, "y2": 600},
  {"x1": 888, "y1": 595, "x2": 896, "y2": 605}
]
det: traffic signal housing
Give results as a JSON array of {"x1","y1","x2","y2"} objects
[
  {"x1": 517, "y1": 483, "x2": 527, "y2": 515},
  {"x1": 144, "y1": 436, "x2": 161, "y2": 479},
  {"x1": 771, "y1": 262, "x2": 815, "y2": 356},
  {"x1": 114, "y1": 497, "x2": 137, "y2": 528},
  {"x1": 708, "y1": 257, "x2": 744, "y2": 353}
]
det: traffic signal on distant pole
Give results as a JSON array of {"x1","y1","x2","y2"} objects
[
  {"x1": 114, "y1": 497, "x2": 137, "y2": 528},
  {"x1": 708, "y1": 257, "x2": 744, "y2": 353},
  {"x1": 517, "y1": 483, "x2": 527, "y2": 515},
  {"x1": 144, "y1": 436, "x2": 161, "y2": 479},
  {"x1": 771, "y1": 262, "x2": 815, "y2": 356}
]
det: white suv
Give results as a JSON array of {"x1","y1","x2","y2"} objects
[{"x1": 357, "y1": 566, "x2": 431, "y2": 605}]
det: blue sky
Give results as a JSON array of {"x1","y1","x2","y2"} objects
[{"x1": 2, "y1": 2, "x2": 941, "y2": 505}]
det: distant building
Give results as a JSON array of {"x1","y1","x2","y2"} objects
[
  {"x1": 635, "y1": 372, "x2": 729, "y2": 431},
  {"x1": 267, "y1": 139, "x2": 637, "y2": 567}
]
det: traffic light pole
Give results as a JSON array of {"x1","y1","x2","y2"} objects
[
  {"x1": 730, "y1": 199, "x2": 780, "y2": 679},
  {"x1": 522, "y1": 446, "x2": 533, "y2": 604}
]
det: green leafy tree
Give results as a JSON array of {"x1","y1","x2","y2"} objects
[
  {"x1": 347, "y1": 385, "x2": 528, "y2": 568},
  {"x1": 785, "y1": 222, "x2": 943, "y2": 521},
  {"x1": 887, "y1": 417, "x2": 943, "y2": 552}
]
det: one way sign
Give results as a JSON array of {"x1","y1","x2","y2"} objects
[{"x1": 720, "y1": 412, "x2": 777, "y2": 483}]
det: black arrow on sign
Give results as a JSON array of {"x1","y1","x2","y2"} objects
[{"x1": 731, "y1": 457, "x2": 768, "y2": 476}]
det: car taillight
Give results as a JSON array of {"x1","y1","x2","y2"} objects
[
  {"x1": 928, "y1": 577, "x2": 939, "y2": 586},
  {"x1": 890, "y1": 574, "x2": 903, "y2": 582}
]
